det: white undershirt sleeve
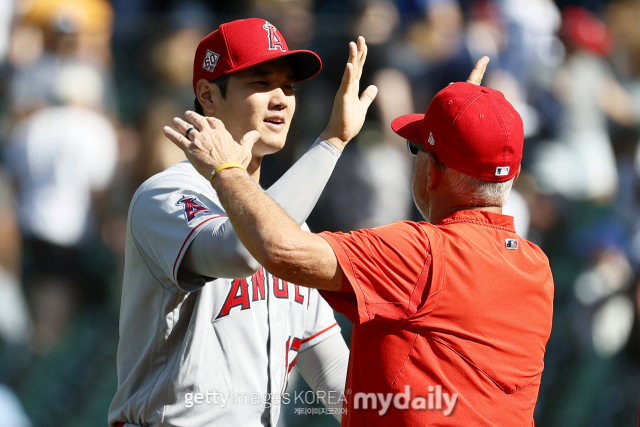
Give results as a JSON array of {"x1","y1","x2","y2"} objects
[
  {"x1": 181, "y1": 138, "x2": 341, "y2": 279},
  {"x1": 295, "y1": 333, "x2": 350, "y2": 422}
]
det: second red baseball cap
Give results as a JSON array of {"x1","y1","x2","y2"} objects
[
  {"x1": 560, "y1": 7, "x2": 613, "y2": 57},
  {"x1": 391, "y1": 82, "x2": 524, "y2": 182},
  {"x1": 192, "y1": 18, "x2": 322, "y2": 93}
]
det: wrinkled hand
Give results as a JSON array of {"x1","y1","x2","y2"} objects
[
  {"x1": 319, "y1": 36, "x2": 378, "y2": 151},
  {"x1": 163, "y1": 111, "x2": 258, "y2": 179}
]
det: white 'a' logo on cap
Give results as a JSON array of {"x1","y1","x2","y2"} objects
[
  {"x1": 263, "y1": 21, "x2": 286, "y2": 51},
  {"x1": 428, "y1": 132, "x2": 435, "y2": 145},
  {"x1": 495, "y1": 166, "x2": 510, "y2": 176},
  {"x1": 202, "y1": 49, "x2": 220, "y2": 73}
]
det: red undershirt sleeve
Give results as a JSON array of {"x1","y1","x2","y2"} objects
[{"x1": 318, "y1": 221, "x2": 433, "y2": 326}]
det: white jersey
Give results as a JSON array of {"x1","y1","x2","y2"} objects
[
  {"x1": 109, "y1": 161, "x2": 340, "y2": 427},
  {"x1": 6, "y1": 106, "x2": 117, "y2": 246}
]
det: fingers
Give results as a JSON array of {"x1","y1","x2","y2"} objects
[
  {"x1": 338, "y1": 62, "x2": 354, "y2": 98},
  {"x1": 239, "y1": 130, "x2": 260, "y2": 149},
  {"x1": 163, "y1": 126, "x2": 190, "y2": 150},
  {"x1": 360, "y1": 85, "x2": 378, "y2": 109},
  {"x1": 205, "y1": 116, "x2": 226, "y2": 130},
  {"x1": 338, "y1": 37, "x2": 369, "y2": 97},
  {"x1": 355, "y1": 36, "x2": 367, "y2": 81},
  {"x1": 347, "y1": 41, "x2": 358, "y2": 90},
  {"x1": 172, "y1": 117, "x2": 198, "y2": 140},
  {"x1": 466, "y1": 56, "x2": 490, "y2": 86},
  {"x1": 185, "y1": 110, "x2": 212, "y2": 131}
]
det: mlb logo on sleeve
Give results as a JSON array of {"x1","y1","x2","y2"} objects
[{"x1": 505, "y1": 239, "x2": 519, "y2": 250}]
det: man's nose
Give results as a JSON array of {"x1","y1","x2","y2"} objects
[{"x1": 269, "y1": 88, "x2": 289, "y2": 109}]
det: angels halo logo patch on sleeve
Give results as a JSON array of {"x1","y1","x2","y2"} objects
[{"x1": 177, "y1": 195, "x2": 211, "y2": 223}]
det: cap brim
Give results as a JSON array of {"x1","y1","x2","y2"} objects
[
  {"x1": 391, "y1": 114, "x2": 424, "y2": 143},
  {"x1": 224, "y1": 50, "x2": 322, "y2": 83},
  {"x1": 285, "y1": 51, "x2": 323, "y2": 82}
]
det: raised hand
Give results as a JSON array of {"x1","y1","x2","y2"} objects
[
  {"x1": 448, "y1": 56, "x2": 490, "y2": 87},
  {"x1": 163, "y1": 111, "x2": 259, "y2": 180},
  {"x1": 467, "y1": 56, "x2": 490, "y2": 85},
  {"x1": 319, "y1": 36, "x2": 378, "y2": 151}
]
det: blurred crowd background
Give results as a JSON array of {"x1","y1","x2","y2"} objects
[{"x1": 0, "y1": 0, "x2": 640, "y2": 426}]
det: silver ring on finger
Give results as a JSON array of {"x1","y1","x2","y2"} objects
[{"x1": 186, "y1": 127, "x2": 196, "y2": 140}]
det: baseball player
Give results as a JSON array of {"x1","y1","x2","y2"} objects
[
  {"x1": 108, "y1": 19, "x2": 377, "y2": 427},
  {"x1": 167, "y1": 59, "x2": 555, "y2": 426}
]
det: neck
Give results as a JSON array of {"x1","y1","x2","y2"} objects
[
  {"x1": 429, "y1": 203, "x2": 502, "y2": 224},
  {"x1": 247, "y1": 155, "x2": 262, "y2": 183}
]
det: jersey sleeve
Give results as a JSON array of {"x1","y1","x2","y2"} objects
[
  {"x1": 299, "y1": 289, "x2": 341, "y2": 353},
  {"x1": 129, "y1": 171, "x2": 228, "y2": 292},
  {"x1": 318, "y1": 221, "x2": 434, "y2": 325}
]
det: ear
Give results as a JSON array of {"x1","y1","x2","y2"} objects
[
  {"x1": 513, "y1": 164, "x2": 522, "y2": 183},
  {"x1": 196, "y1": 79, "x2": 221, "y2": 115},
  {"x1": 425, "y1": 153, "x2": 442, "y2": 191}
]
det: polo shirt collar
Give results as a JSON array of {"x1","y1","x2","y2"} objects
[{"x1": 436, "y1": 209, "x2": 516, "y2": 232}]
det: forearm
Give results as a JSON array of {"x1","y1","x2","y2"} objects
[
  {"x1": 266, "y1": 138, "x2": 340, "y2": 225},
  {"x1": 181, "y1": 219, "x2": 260, "y2": 279},
  {"x1": 212, "y1": 168, "x2": 342, "y2": 291},
  {"x1": 182, "y1": 138, "x2": 340, "y2": 279},
  {"x1": 296, "y1": 333, "x2": 349, "y2": 421}
]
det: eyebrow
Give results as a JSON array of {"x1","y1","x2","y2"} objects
[{"x1": 250, "y1": 69, "x2": 295, "y2": 82}]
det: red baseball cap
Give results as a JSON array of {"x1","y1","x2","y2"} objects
[
  {"x1": 391, "y1": 82, "x2": 524, "y2": 182},
  {"x1": 192, "y1": 18, "x2": 322, "y2": 93},
  {"x1": 560, "y1": 7, "x2": 613, "y2": 57}
]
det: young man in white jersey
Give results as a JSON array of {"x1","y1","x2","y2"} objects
[{"x1": 108, "y1": 18, "x2": 377, "y2": 427}]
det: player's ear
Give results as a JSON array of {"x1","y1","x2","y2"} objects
[
  {"x1": 426, "y1": 153, "x2": 442, "y2": 191},
  {"x1": 196, "y1": 79, "x2": 220, "y2": 115},
  {"x1": 513, "y1": 164, "x2": 522, "y2": 183}
]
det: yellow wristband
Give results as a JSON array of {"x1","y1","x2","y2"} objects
[{"x1": 209, "y1": 162, "x2": 247, "y2": 184}]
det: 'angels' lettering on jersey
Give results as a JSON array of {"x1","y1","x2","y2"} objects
[{"x1": 215, "y1": 269, "x2": 306, "y2": 319}]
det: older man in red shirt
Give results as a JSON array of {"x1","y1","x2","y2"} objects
[{"x1": 165, "y1": 59, "x2": 554, "y2": 426}]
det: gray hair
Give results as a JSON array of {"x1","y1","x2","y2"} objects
[{"x1": 445, "y1": 167, "x2": 514, "y2": 206}]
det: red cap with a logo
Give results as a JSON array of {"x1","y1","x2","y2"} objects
[
  {"x1": 192, "y1": 18, "x2": 322, "y2": 93},
  {"x1": 391, "y1": 82, "x2": 524, "y2": 182}
]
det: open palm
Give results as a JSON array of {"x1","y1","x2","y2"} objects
[{"x1": 320, "y1": 37, "x2": 378, "y2": 151}]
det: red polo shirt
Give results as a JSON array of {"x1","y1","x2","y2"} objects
[{"x1": 319, "y1": 209, "x2": 553, "y2": 426}]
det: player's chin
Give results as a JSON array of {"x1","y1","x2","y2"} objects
[
  {"x1": 254, "y1": 136, "x2": 286, "y2": 156},
  {"x1": 255, "y1": 129, "x2": 288, "y2": 154}
]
